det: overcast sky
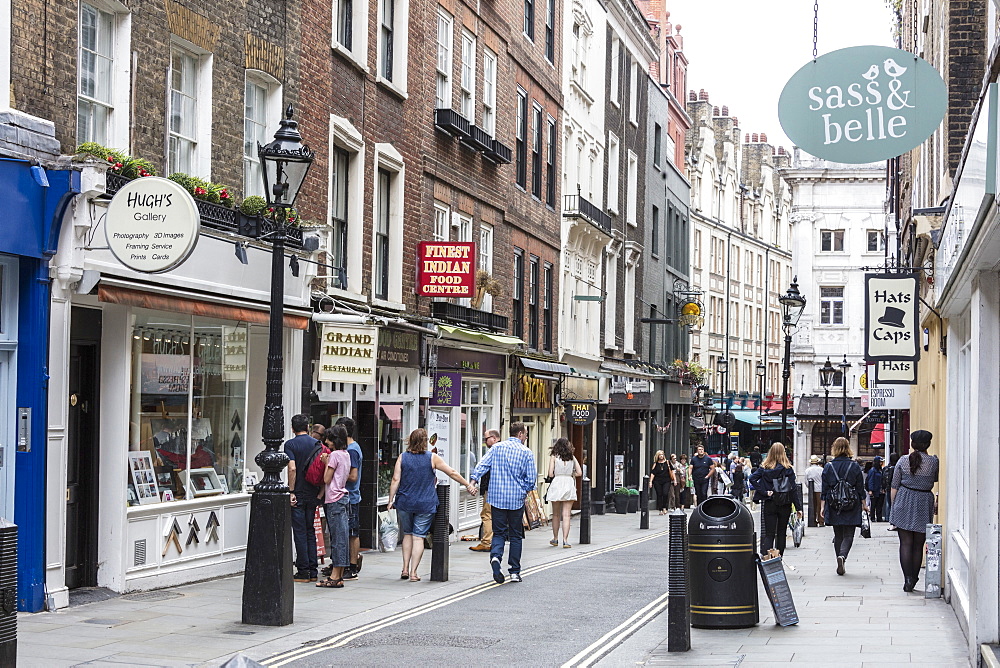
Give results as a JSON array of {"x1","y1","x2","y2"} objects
[{"x1": 671, "y1": 0, "x2": 896, "y2": 149}]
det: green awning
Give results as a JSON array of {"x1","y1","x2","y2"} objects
[{"x1": 438, "y1": 325, "x2": 525, "y2": 347}]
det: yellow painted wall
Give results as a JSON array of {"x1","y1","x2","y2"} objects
[{"x1": 909, "y1": 314, "x2": 948, "y2": 528}]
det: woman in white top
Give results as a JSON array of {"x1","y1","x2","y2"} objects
[{"x1": 547, "y1": 438, "x2": 582, "y2": 548}]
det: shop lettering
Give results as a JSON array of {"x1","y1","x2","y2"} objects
[
  {"x1": 422, "y1": 261, "x2": 472, "y2": 275},
  {"x1": 879, "y1": 361, "x2": 910, "y2": 371},
  {"x1": 421, "y1": 284, "x2": 472, "y2": 294},
  {"x1": 321, "y1": 364, "x2": 373, "y2": 374},
  {"x1": 460, "y1": 361, "x2": 480, "y2": 370},
  {"x1": 127, "y1": 192, "x2": 174, "y2": 207},
  {"x1": 872, "y1": 290, "x2": 912, "y2": 303},
  {"x1": 423, "y1": 244, "x2": 472, "y2": 258},
  {"x1": 323, "y1": 345, "x2": 373, "y2": 358},
  {"x1": 133, "y1": 212, "x2": 168, "y2": 222},
  {"x1": 324, "y1": 331, "x2": 374, "y2": 345},
  {"x1": 873, "y1": 328, "x2": 911, "y2": 344},
  {"x1": 871, "y1": 387, "x2": 896, "y2": 408},
  {"x1": 378, "y1": 329, "x2": 418, "y2": 350}
]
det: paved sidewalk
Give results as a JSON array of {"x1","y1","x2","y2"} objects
[
  {"x1": 643, "y1": 522, "x2": 970, "y2": 667},
  {"x1": 15, "y1": 511, "x2": 658, "y2": 667}
]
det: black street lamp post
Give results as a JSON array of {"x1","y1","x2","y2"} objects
[
  {"x1": 779, "y1": 278, "x2": 806, "y2": 447},
  {"x1": 838, "y1": 355, "x2": 851, "y2": 436},
  {"x1": 755, "y1": 361, "x2": 765, "y2": 417},
  {"x1": 819, "y1": 357, "x2": 837, "y2": 460},
  {"x1": 242, "y1": 106, "x2": 314, "y2": 627}
]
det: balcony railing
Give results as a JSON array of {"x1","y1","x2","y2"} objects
[
  {"x1": 430, "y1": 301, "x2": 509, "y2": 333},
  {"x1": 563, "y1": 192, "x2": 612, "y2": 235},
  {"x1": 434, "y1": 108, "x2": 472, "y2": 138}
]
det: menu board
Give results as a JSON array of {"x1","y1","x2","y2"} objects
[{"x1": 757, "y1": 555, "x2": 799, "y2": 626}]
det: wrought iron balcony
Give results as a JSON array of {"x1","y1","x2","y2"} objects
[
  {"x1": 434, "y1": 108, "x2": 472, "y2": 138},
  {"x1": 563, "y1": 191, "x2": 612, "y2": 235},
  {"x1": 430, "y1": 301, "x2": 509, "y2": 332},
  {"x1": 483, "y1": 138, "x2": 513, "y2": 164}
]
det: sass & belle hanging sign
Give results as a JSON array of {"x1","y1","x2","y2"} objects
[
  {"x1": 864, "y1": 273, "x2": 920, "y2": 362},
  {"x1": 105, "y1": 177, "x2": 200, "y2": 273},
  {"x1": 778, "y1": 46, "x2": 946, "y2": 163},
  {"x1": 318, "y1": 323, "x2": 379, "y2": 385}
]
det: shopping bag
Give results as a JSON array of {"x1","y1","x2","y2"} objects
[
  {"x1": 378, "y1": 510, "x2": 399, "y2": 552},
  {"x1": 860, "y1": 510, "x2": 871, "y2": 539},
  {"x1": 791, "y1": 518, "x2": 804, "y2": 547}
]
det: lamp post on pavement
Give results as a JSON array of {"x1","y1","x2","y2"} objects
[
  {"x1": 839, "y1": 355, "x2": 851, "y2": 436},
  {"x1": 818, "y1": 357, "x2": 836, "y2": 460},
  {"x1": 779, "y1": 278, "x2": 806, "y2": 447},
  {"x1": 242, "y1": 105, "x2": 314, "y2": 627},
  {"x1": 755, "y1": 361, "x2": 765, "y2": 417}
]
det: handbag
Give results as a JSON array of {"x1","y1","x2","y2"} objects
[{"x1": 860, "y1": 510, "x2": 872, "y2": 539}]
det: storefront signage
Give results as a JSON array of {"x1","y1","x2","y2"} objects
[
  {"x1": 318, "y1": 323, "x2": 378, "y2": 385},
  {"x1": 141, "y1": 354, "x2": 190, "y2": 394},
  {"x1": 436, "y1": 347, "x2": 505, "y2": 379},
  {"x1": 222, "y1": 326, "x2": 247, "y2": 382},
  {"x1": 105, "y1": 177, "x2": 201, "y2": 273},
  {"x1": 610, "y1": 376, "x2": 650, "y2": 394},
  {"x1": 873, "y1": 359, "x2": 917, "y2": 385},
  {"x1": 565, "y1": 401, "x2": 597, "y2": 425},
  {"x1": 416, "y1": 241, "x2": 476, "y2": 297},
  {"x1": 513, "y1": 375, "x2": 552, "y2": 410},
  {"x1": 427, "y1": 409, "x2": 451, "y2": 483},
  {"x1": 864, "y1": 273, "x2": 920, "y2": 361},
  {"x1": 868, "y1": 385, "x2": 911, "y2": 410},
  {"x1": 431, "y1": 372, "x2": 461, "y2": 406},
  {"x1": 778, "y1": 46, "x2": 947, "y2": 163},
  {"x1": 377, "y1": 327, "x2": 421, "y2": 368}
]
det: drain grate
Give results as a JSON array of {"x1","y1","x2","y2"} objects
[
  {"x1": 345, "y1": 633, "x2": 500, "y2": 650},
  {"x1": 824, "y1": 595, "x2": 863, "y2": 601},
  {"x1": 83, "y1": 618, "x2": 125, "y2": 626},
  {"x1": 121, "y1": 590, "x2": 184, "y2": 602}
]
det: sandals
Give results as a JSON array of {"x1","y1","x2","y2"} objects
[
  {"x1": 401, "y1": 571, "x2": 410, "y2": 580},
  {"x1": 563, "y1": 543, "x2": 573, "y2": 548},
  {"x1": 316, "y1": 578, "x2": 344, "y2": 588},
  {"x1": 409, "y1": 574, "x2": 421, "y2": 582}
]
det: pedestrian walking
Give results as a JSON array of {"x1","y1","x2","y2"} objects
[
  {"x1": 335, "y1": 417, "x2": 364, "y2": 579},
  {"x1": 730, "y1": 462, "x2": 746, "y2": 504},
  {"x1": 546, "y1": 438, "x2": 582, "y2": 547},
  {"x1": 470, "y1": 429, "x2": 500, "y2": 552},
  {"x1": 316, "y1": 425, "x2": 354, "y2": 589},
  {"x1": 749, "y1": 445, "x2": 763, "y2": 470},
  {"x1": 676, "y1": 454, "x2": 691, "y2": 509},
  {"x1": 649, "y1": 450, "x2": 673, "y2": 514},
  {"x1": 866, "y1": 455, "x2": 886, "y2": 522},
  {"x1": 690, "y1": 445, "x2": 715, "y2": 504},
  {"x1": 667, "y1": 453, "x2": 682, "y2": 509},
  {"x1": 284, "y1": 413, "x2": 323, "y2": 583},
  {"x1": 470, "y1": 422, "x2": 537, "y2": 584},
  {"x1": 749, "y1": 443, "x2": 803, "y2": 556},
  {"x1": 388, "y1": 428, "x2": 476, "y2": 582},
  {"x1": 889, "y1": 430, "x2": 938, "y2": 592},
  {"x1": 822, "y1": 437, "x2": 868, "y2": 576},
  {"x1": 883, "y1": 452, "x2": 899, "y2": 527},
  {"x1": 805, "y1": 454, "x2": 824, "y2": 526}
]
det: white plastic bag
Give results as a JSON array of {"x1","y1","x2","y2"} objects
[{"x1": 379, "y1": 511, "x2": 399, "y2": 552}]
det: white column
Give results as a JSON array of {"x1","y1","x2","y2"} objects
[{"x1": 44, "y1": 287, "x2": 72, "y2": 609}]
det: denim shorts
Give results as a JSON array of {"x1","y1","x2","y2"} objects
[
  {"x1": 396, "y1": 509, "x2": 434, "y2": 538},
  {"x1": 348, "y1": 502, "x2": 360, "y2": 537},
  {"x1": 324, "y1": 497, "x2": 350, "y2": 568}
]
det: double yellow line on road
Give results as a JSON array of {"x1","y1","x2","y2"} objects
[{"x1": 264, "y1": 529, "x2": 669, "y2": 666}]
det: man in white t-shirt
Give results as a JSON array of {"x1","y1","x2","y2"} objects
[{"x1": 804, "y1": 455, "x2": 825, "y2": 526}]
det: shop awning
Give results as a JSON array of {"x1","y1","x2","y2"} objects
[
  {"x1": 438, "y1": 325, "x2": 525, "y2": 347},
  {"x1": 379, "y1": 404, "x2": 403, "y2": 429},
  {"x1": 517, "y1": 357, "x2": 572, "y2": 374}
]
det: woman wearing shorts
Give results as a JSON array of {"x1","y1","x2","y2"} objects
[{"x1": 388, "y1": 428, "x2": 476, "y2": 581}]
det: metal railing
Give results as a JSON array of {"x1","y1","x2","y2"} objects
[{"x1": 563, "y1": 192, "x2": 612, "y2": 234}]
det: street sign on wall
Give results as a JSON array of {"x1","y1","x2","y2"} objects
[
  {"x1": 778, "y1": 46, "x2": 947, "y2": 163},
  {"x1": 105, "y1": 177, "x2": 200, "y2": 273},
  {"x1": 864, "y1": 273, "x2": 921, "y2": 361},
  {"x1": 416, "y1": 241, "x2": 476, "y2": 297}
]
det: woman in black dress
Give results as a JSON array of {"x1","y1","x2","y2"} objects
[
  {"x1": 822, "y1": 437, "x2": 869, "y2": 576},
  {"x1": 889, "y1": 430, "x2": 938, "y2": 591},
  {"x1": 649, "y1": 450, "x2": 674, "y2": 514}
]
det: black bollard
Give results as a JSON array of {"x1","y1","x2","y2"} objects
[
  {"x1": 667, "y1": 510, "x2": 691, "y2": 652},
  {"x1": 579, "y1": 477, "x2": 591, "y2": 544},
  {"x1": 430, "y1": 485, "x2": 450, "y2": 581},
  {"x1": 640, "y1": 475, "x2": 650, "y2": 529},
  {"x1": 807, "y1": 480, "x2": 816, "y2": 528}
]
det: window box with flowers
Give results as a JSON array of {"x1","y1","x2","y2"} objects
[{"x1": 667, "y1": 359, "x2": 709, "y2": 385}]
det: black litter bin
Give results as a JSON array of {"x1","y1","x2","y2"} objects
[
  {"x1": 0, "y1": 517, "x2": 16, "y2": 666},
  {"x1": 687, "y1": 496, "x2": 758, "y2": 629}
]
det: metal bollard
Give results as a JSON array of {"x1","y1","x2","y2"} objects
[
  {"x1": 807, "y1": 480, "x2": 816, "y2": 528},
  {"x1": 579, "y1": 477, "x2": 591, "y2": 545},
  {"x1": 430, "y1": 485, "x2": 450, "y2": 582},
  {"x1": 667, "y1": 510, "x2": 690, "y2": 652},
  {"x1": 0, "y1": 518, "x2": 16, "y2": 666},
  {"x1": 925, "y1": 523, "x2": 943, "y2": 598},
  {"x1": 640, "y1": 475, "x2": 650, "y2": 529}
]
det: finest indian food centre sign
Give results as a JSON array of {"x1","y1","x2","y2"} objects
[
  {"x1": 778, "y1": 45, "x2": 946, "y2": 163},
  {"x1": 105, "y1": 177, "x2": 200, "y2": 273}
]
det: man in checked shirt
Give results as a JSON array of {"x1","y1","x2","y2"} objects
[{"x1": 470, "y1": 422, "x2": 537, "y2": 584}]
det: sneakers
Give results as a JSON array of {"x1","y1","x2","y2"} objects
[
  {"x1": 320, "y1": 565, "x2": 333, "y2": 578},
  {"x1": 509, "y1": 572, "x2": 522, "y2": 583},
  {"x1": 342, "y1": 569, "x2": 358, "y2": 581},
  {"x1": 293, "y1": 571, "x2": 317, "y2": 583},
  {"x1": 549, "y1": 539, "x2": 559, "y2": 547},
  {"x1": 491, "y1": 557, "x2": 504, "y2": 584},
  {"x1": 836, "y1": 555, "x2": 846, "y2": 576}
]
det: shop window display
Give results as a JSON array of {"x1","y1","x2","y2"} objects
[
  {"x1": 377, "y1": 403, "x2": 409, "y2": 501},
  {"x1": 128, "y1": 310, "x2": 249, "y2": 504}
]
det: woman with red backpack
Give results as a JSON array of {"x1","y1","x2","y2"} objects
[{"x1": 316, "y1": 425, "x2": 355, "y2": 589}]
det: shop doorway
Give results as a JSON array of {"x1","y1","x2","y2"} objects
[{"x1": 65, "y1": 308, "x2": 101, "y2": 590}]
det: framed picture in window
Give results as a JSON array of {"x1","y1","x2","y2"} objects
[
  {"x1": 183, "y1": 467, "x2": 224, "y2": 497},
  {"x1": 128, "y1": 451, "x2": 160, "y2": 505}
]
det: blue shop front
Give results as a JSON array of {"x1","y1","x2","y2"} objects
[{"x1": 0, "y1": 158, "x2": 79, "y2": 612}]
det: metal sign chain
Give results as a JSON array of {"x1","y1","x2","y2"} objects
[{"x1": 813, "y1": 0, "x2": 819, "y2": 59}]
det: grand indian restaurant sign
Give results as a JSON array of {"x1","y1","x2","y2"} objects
[{"x1": 778, "y1": 46, "x2": 946, "y2": 163}]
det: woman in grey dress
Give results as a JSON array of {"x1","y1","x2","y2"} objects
[{"x1": 889, "y1": 430, "x2": 938, "y2": 592}]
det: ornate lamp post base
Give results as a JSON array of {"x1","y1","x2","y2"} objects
[{"x1": 242, "y1": 490, "x2": 294, "y2": 625}]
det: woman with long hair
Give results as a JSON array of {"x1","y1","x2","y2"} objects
[
  {"x1": 649, "y1": 450, "x2": 674, "y2": 514},
  {"x1": 822, "y1": 437, "x2": 868, "y2": 576},
  {"x1": 546, "y1": 438, "x2": 582, "y2": 547},
  {"x1": 889, "y1": 430, "x2": 938, "y2": 591},
  {"x1": 749, "y1": 443, "x2": 804, "y2": 556},
  {"x1": 678, "y1": 454, "x2": 692, "y2": 508},
  {"x1": 388, "y1": 428, "x2": 476, "y2": 581},
  {"x1": 317, "y1": 425, "x2": 353, "y2": 588}
]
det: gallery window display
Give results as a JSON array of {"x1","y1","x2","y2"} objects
[{"x1": 128, "y1": 309, "x2": 249, "y2": 505}]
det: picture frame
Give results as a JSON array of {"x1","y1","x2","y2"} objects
[
  {"x1": 182, "y1": 467, "x2": 224, "y2": 497},
  {"x1": 162, "y1": 490, "x2": 175, "y2": 502},
  {"x1": 127, "y1": 451, "x2": 160, "y2": 505}
]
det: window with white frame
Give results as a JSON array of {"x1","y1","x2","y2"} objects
[
  {"x1": 516, "y1": 88, "x2": 527, "y2": 188},
  {"x1": 168, "y1": 44, "x2": 209, "y2": 176},
  {"x1": 693, "y1": 230, "x2": 701, "y2": 268},
  {"x1": 626, "y1": 150, "x2": 637, "y2": 226},
  {"x1": 454, "y1": 211, "x2": 473, "y2": 243},
  {"x1": 867, "y1": 229, "x2": 885, "y2": 252},
  {"x1": 524, "y1": 0, "x2": 535, "y2": 40},
  {"x1": 436, "y1": 9, "x2": 453, "y2": 109},
  {"x1": 243, "y1": 72, "x2": 280, "y2": 198},
  {"x1": 820, "y1": 229, "x2": 845, "y2": 252},
  {"x1": 479, "y1": 223, "x2": 494, "y2": 310},
  {"x1": 336, "y1": 0, "x2": 353, "y2": 49},
  {"x1": 375, "y1": 168, "x2": 392, "y2": 300},
  {"x1": 482, "y1": 49, "x2": 497, "y2": 135},
  {"x1": 532, "y1": 102, "x2": 543, "y2": 198},
  {"x1": 819, "y1": 286, "x2": 844, "y2": 324},
  {"x1": 610, "y1": 34, "x2": 620, "y2": 106},
  {"x1": 607, "y1": 132, "x2": 619, "y2": 211},
  {"x1": 333, "y1": 0, "x2": 369, "y2": 65},
  {"x1": 373, "y1": 144, "x2": 405, "y2": 304},
  {"x1": 329, "y1": 115, "x2": 365, "y2": 294},
  {"x1": 460, "y1": 31, "x2": 476, "y2": 120},
  {"x1": 544, "y1": 0, "x2": 555, "y2": 63},
  {"x1": 433, "y1": 202, "x2": 450, "y2": 242},
  {"x1": 377, "y1": 0, "x2": 409, "y2": 90},
  {"x1": 546, "y1": 115, "x2": 556, "y2": 207},
  {"x1": 78, "y1": 3, "x2": 117, "y2": 146},
  {"x1": 628, "y1": 59, "x2": 638, "y2": 124},
  {"x1": 330, "y1": 147, "x2": 350, "y2": 289}
]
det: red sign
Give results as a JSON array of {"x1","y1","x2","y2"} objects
[{"x1": 416, "y1": 241, "x2": 476, "y2": 297}]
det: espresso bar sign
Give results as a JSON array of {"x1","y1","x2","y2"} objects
[
  {"x1": 416, "y1": 241, "x2": 476, "y2": 297},
  {"x1": 778, "y1": 46, "x2": 946, "y2": 163},
  {"x1": 105, "y1": 177, "x2": 200, "y2": 273},
  {"x1": 864, "y1": 273, "x2": 920, "y2": 361},
  {"x1": 318, "y1": 324, "x2": 378, "y2": 385}
]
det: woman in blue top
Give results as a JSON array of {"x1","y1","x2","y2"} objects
[{"x1": 388, "y1": 428, "x2": 476, "y2": 582}]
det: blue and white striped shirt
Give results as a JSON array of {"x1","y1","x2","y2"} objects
[{"x1": 471, "y1": 437, "x2": 536, "y2": 510}]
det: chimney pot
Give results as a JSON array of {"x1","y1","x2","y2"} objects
[
  {"x1": 721, "y1": 105, "x2": 729, "y2": 116},
  {"x1": 699, "y1": 89, "x2": 709, "y2": 101},
  {"x1": 689, "y1": 90, "x2": 697, "y2": 101},
  {"x1": 713, "y1": 106, "x2": 720, "y2": 116},
  {"x1": 760, "y1": 132, "x2": 768, "y2": 143},
  {"x1": 744, "y1": 133, "x2": 750, "y2": 143},
  {"x1": 752, "y1": 133, "x2": 759, "y2": 142}
]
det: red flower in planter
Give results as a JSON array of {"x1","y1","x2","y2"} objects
[
  {"x1": 194, "y1": 186, "x2": 207, "y2": 196},
  {"x1": 219, "y1": 189, "x2": 230, "y2": 200},
  {"x1": 138, "y1": 169, "x2": 150, "y2": 177}
]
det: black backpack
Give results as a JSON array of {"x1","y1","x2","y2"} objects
[
  {"x1": 770, "y1": 471, "x2": 794, "y2": 505},
  {"x1": 827, "y1": 461, "x2": 859, "y2": 513}
]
